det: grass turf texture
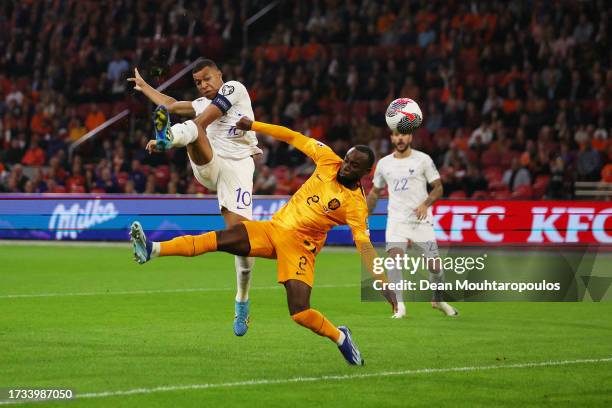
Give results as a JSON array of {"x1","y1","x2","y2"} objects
[{"x1": 1, "y1": 244, "x2": 611, "y2": 407}]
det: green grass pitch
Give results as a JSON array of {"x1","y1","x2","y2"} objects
[{"x1": 1, "y1": 244, "x2": 611, "y2": 407}]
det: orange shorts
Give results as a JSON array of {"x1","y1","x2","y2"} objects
[{"x1": 242, "y1": 220, "x2": 319, "y2": 287}]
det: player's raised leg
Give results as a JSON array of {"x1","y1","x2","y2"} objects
[
  {"x1": 130, "y1": 221, "x2": 252, "y2": 265},
  {"x1": 147, "y1": 105, "x2": 215, "y2": 165},
  {"x1": 284, "y1": 280, "x2": 364, "y2": 366}
]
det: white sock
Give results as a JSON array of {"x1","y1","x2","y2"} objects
[
  {"x1": 235, "y1": 256, "x2": 253, "y2": 302},
  {"x1": 336, "y1": 329, "x2": 346, "y2": 346},
  {"x1": 151, "y1": 242, "x2": 160, "y2": 258},
  {"x1": 170, "y1": 120, "x2": 199, "y2": 147},
  {"x1": 429, "y1": 269, "x2": 445, "y2": 302},
  {"x1": 386, "y1": 265, "x2": 404, "y2": 303}
]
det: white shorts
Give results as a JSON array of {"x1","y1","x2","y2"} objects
[
  {"x1": 189, "y1": 151, "x2": 254, "y2": 219},
  {"x1": 385, "y1": 220, "x2": 439, "y2": 258}
]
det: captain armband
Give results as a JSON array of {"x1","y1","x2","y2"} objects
[{"x1": 211, "y1": 93, "x2": 232, "y2": 114}]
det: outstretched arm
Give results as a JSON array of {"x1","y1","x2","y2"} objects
[
  {"x1": 128, "y1": 68, "x2": 196, "y2": 117},
  {"x1": 356, "y1": 239, "x2": 397, "y2": 309},
  {"x1": 236, "y1": 117, "x2": 329, "y2": 162},
  {"x1": 347, "y1": 204, "x2": 397, "y2": 310}
]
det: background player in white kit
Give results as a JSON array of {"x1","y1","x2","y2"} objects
[
  {"x1": 366, "y1": 130, "x2": 458, "y2": 318},
  {"x1": 128, "y1": 59, "x2": 259, "y2": 336}
]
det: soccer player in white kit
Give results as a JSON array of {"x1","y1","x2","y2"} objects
[
  {"x1": 366, "y1": 130, "x2": 458, "y2": 318},
  {"x1": 128, "y1": 59, "x2": 259, "y2": 335}
]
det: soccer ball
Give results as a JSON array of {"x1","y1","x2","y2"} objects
[{"x1": 385, "y1": 98, "x2": 423, "y2": 134}]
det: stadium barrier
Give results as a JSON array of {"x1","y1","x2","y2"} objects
[{"x1": 0, "y1": 194, "x2": 610, "y2": 245}]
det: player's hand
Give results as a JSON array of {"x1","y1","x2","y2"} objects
[
  {"x1": 236, "y1": 116, "x2": 253, "y2": 131},
  {"x1": 146, "y1": 140, "x2": 161, "y2": 154},
  {"x1": 127, "y1": 68, "x2": 146, "y2": 92},
  {"x1": 415, "y1": 203, "x2": 428, "y2": 220}
]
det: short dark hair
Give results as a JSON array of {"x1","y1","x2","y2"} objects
[
  {"x1": 353, "y1": 145, "x2": 376, "y2": 168},
  {"x1": 192, "y1": 59, "x2": 218, "y2": 74}
]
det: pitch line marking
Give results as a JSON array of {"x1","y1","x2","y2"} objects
[
  {"x1": 0, "y1": 284, "x2": 360, "y2": 299},
  {"x1": 0, "y1": 357, "x2": 610, "y2": 405}
]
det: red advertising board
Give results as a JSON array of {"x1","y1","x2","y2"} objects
[{"x1": 432, "y1": 201, "x2": 612, "y2": 244}]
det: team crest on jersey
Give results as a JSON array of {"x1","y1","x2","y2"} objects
[
  {"x1": 221, "y1": 84, "x2": 235, "y2": 96},
  {"x1": 328, "y1": 198, "x2": 341, "y2": 210},
  {"x1": 409, "y1": 168, "x2": 414, "y2": 175}
]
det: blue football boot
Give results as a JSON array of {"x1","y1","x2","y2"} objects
[
  {"x1": 152, "y1": 105, "x2": 173, "y2": 151},
  {"x1": 233, "y1": 300, "x2": 250, "y2": 336},
  {"x1": 337, "y1": 326, "x2": 364, "y2": 366},
  {"x1": 130, "y1": 221, "x2": 152, "y2": 264}
]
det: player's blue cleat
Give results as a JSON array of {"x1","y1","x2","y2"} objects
[
  {"x1": 130, "y1": 221, "x2": 152, "y2": 264},
  {"x1": 152, "y1": 105, "x2": 173, "y2": 151},
  {"x1": 337, "y1": 326, "x2": 364, "y2": 366},
  {"x1": 233, "y1": 300, "x2": 250, "y2": 336}
]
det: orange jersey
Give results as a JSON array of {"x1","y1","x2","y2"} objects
[{"x1": 252, "y1": 122, "x2": 370, "y2": 249}]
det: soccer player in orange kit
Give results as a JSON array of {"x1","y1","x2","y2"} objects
[{"x1": 130, "y1": 116, "x2": 396, "y2": 365}]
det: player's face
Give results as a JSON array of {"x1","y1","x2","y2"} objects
[
  {"x1": 391, "y1": 132, "x2": 412, "y2": 152},
  {"x1": 193, "y1": 67, "x2": 223, "y2": 99},
  {"x1": 337, "y1": 149, "x2": 371, "y2": 186}
]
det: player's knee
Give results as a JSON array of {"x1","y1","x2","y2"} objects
[
  {"x1": 288, "y1": 300, "x2": 310, "y2": 317},
  {"x1": 217, "y1": 226, "x2": 250, "y2": 256}
]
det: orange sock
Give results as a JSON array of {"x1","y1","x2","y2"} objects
[
  {"x1": 291, "y1": 308, "x2": 341, "y2": 344},
  {"x1": 159, "y1": 232, "x2": 217, "y2": 257}
]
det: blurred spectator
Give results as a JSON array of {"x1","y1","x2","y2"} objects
[
  {"x1": 254, "y1": 166, "x2": 277, "y2": 195},
  {"x1": 8, "y1": 165, "x2": 29, "y2": 191},
  {"x1": 5, "y1": 138, "x2": 25, "y2": 164},
  {"x1": 129, "y1": 159, "x2": 147, "y2": 193},
  {"x1": 547, "y1": 156, "x2": 568, "y2": 199},
  {"x1": 463, "y1": 165, "x2": 488, "y2": 197},
  {"x1": 503, "y1": 157, "x2": 532, "y2": 192},
  {"x1": 468, "y1": 121, "x2": 493, "y2": 147},
  {"x1": 284, "y1": 90, "x2": 302, "y2": 120},
  {"x1": 96, "y1": 167, "x2": 120, "y2": 193},
  {"x1": 85, "y1": 104, "x2": 107, "y2": 131},
  {"x1": 144, "y1": 174, "x2": 157, "y2": 194},
  {"x1": 124, "y1": 180, "x2": 137, "y2": 194},
  {"x1": 69, "y1": 118, "x2": 88, "y2": 142},
  {"x1": 577, "y1": 140, "x2": 603, "y2": 181},
  {"x1": 443, "y1": 143, "x2": 468, "y2": 169},
  {"x1": 107, "y1": 52, "x2": 130, "y2": 83},
  {"x1": 21, "y1": 137, "x2": 45, "y2": 166}
]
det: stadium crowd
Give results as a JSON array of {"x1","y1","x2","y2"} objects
[{"x1": 0, "y1": 0, "x2": 610, "y2": 200}]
